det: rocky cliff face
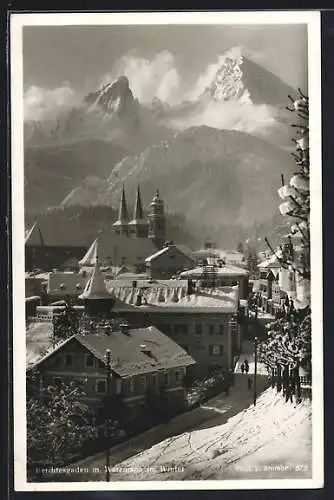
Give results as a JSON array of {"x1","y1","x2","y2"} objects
[
  {"x1": 202, "y1": 47, "x2": 296, "y2": 107},
  {"x1": 61, "y1": 126, "x2": 295, "y2": 228}
]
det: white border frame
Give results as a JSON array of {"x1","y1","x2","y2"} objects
[{"x1": 11, "y1": 10, "x2": 323, "y2": 491}]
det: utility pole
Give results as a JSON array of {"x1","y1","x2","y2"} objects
[
  {"x1": 105, "y1": 348, "x2": 112, "y2": 482},
  {"x1": 253, "y1": 337, "x2": 258, "y2": 406}
]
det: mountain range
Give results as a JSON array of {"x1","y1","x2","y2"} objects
[{"x1": 24, "y1": 48, "x2": 298, "y2": 245}]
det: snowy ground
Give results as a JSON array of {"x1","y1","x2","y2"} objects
[
  {"x1": 101, "y1": 387, "x2": 312, "y2": 481},
  {"x1": 235, "y1": 340, "x2": 269, "y2": 376},
  {"x1": 26, "y1": 321, "x2": 53, "y2": 366}
]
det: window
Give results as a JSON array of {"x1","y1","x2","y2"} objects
[
  {"x1": 209, "y1": 345, "x2": 224, "y2": 356},
  {"x1": 98, "y1": 360, "x2": 105, "y2": 369},
  {"x1": 95, "y1": 380, "x2": 107, "y2": 394},
  {"x1": 85, "y1": 354, "x2": 95, "y2": 368},
  {"x1": 122, "y1": 378, "x2": 133, "y2": 394},
  {"x1": 53, "y1": 356, "x2": 61, "y2": 367},
  {"x1": 164, "y1": 373, "x2": 169, "y2": 386},
  {"x1": 53, "y1": 377, "x2": 62, "y2": 388},
  {"x1": 175, "y1": 371, "x2": 180, "y2": 383},
  {"x1": 139, "y1": 376, "x2": 146, "y2": 392},
  {"x1": 64, "y1": 354, "x2": 73, "y2": 367},
  {"x1": 174, "y1": 324, "x2": 189, "y2": 335},
  {"x1": 218, "y1": 325, "x2": 224, "y2": 335},
  {"x1": 209, "y1": 325, "x2": 215, "y2": 335},
  {"x1": 195, "y1": 324, "x2": 203, "y2": 335}
]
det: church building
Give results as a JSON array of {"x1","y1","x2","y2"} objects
[{"x1": 79, "y1": 186, "x2": 167, "y2": 273}]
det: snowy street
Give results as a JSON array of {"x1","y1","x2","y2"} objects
[
  {"x1": 235, "y1": 340, "x2": 269, "y2": 375},
  {"x1": 103, "y1": 387, "x2": 311, "y2": 482},
  {"x1": 67, "y1": 343, "x2": 271, "y2": 482}
]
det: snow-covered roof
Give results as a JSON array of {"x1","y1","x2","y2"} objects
[
  {"x1": 259, "y1": 252, "x2": 282, "y2": 269},
  {"x1": 79, "y1": 264, "x2": 113, "y2": 300},
  {"x1": 47, "y1": 272, "x2": 89, "y2": 296},
  {"x1": 106, "y1": 282, "x2": 240, "y2": 313},
  {"x1": 25, "y1": 221, "x2": 91, "y2": 248},
  {"x1": 79, "y1": 234, "x2": 156, "y2": 267},
  {"x1": 28, "y1": 327, "x2": 196, "y2": 377},
  {"x1": 145, "y1": 244, "x2": 195, "y2": 264},
  {"x1": 179, "y1": 264, "x2": 248, "y2": 278}
]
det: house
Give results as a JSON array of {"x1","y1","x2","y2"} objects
[
  {"x1": 27, "y1": 326, "x2": 196, "y2": 418},
  {"x1": 25, "y1": 272, "x2": 47, "y2": 297},
  {"x1": 179, "y1": 263, "x2": 249, "y2": 299},
  {"x1": 25, "y1": 222, "x2": 89, "y2": 272},
  {"x1": 220, "y1": 250, "x2": 246, "y2": 267},
  {"x1": 77, "y1": 263, "x2": 242, "y2": 377},
  {"x1": 45, "y1": 271, "x2": 90, "y2": 303},
  {"x1": 192, "y1": 242, "x2": 221, "y2": 264},
  {"x1": 145, "y1": 244, "x2": 195, "y2": 279},
  {"x1": 192, "y1": 242, "x2": 245, "y2": 268}
]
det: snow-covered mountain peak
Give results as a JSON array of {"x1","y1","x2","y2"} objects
[
  {"x1": 84, "y1": 75, "x2": 138, "y2": 117},
  {"x1": 202, "y1": 47, "x2": 296, "y2": 107}
]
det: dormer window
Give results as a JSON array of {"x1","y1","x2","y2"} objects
[
  {"x1": 85, "y1": 354, "x2": 95, "y2": 368},
  {"x1": 64, "y1": 354, "x2": 73, "y2": 367}
]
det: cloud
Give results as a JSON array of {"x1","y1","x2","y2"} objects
[
  {"x1": 163, "y1": 99, "x2": 278, "y2": 136},
  {"x1": 100, "y1": 50, "x2": 181, "y2": 104},
  {"x1": 23, "y1": 47, "x2": 280, "y2": 138},
  {"x1": 24, "y1": 82, "x2": 80, "y2": 121}
]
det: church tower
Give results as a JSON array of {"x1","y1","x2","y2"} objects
[
  {"x1": 148, "y1": 189, "x2": 166, "y2": 249},
  {"x1": 113, "y1": 185, "x2": 129, "y2": 236},
  {"x1": 128, "y1": 185, "x2": 149, "y2": 238}
]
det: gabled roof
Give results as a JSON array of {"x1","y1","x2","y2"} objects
[
  {"x1": 28, "y1": 327, "x2": 196, "y2": 377},
  {"x1": 259, "y1": 252, "x2": 282, "y2": 269},
  {"x1": 79, "y1": 233, "x2": 157, "y2": 267},
  {"x1": 25, "y1": 221, "x2": 92, "y2": 248},
  {"x1": 145, "y1": 244, "x2": 195, "y2": 264}
]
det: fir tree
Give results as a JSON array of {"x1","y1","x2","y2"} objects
[
  {"x1": 259, "y1": 90, "x2": 311, "y2": 401},
  {"x1": 26, "y1": 376, "x2": 98, "y2": 480},
  {"x1": 245, "y1": 246, "x2": 259, "y2": 278}
]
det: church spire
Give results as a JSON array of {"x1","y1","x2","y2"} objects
[
  {"x1": 128, "y1": 184, "x2": 149, "y2": 238},
  {"x1": 118, "y1": 184, "x2": 129, "y2": 222},
  {"x1": 113, "y1": 184, "x2": 129, "y2": 235},
  {"x1": 134, "y1": 184, "x2": 144, "y2": 220}
]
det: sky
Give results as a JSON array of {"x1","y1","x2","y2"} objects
[{"x1": 22, "y1": 24, "x2": 308, "y2": 121}]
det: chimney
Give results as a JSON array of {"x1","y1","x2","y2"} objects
[
  {"x1": 136, "y1": 291, "x2": 142, "y2": 306},
  {"x1": 119, "y1": 322, "x2": 130, "y2": 335},
  {"x1": 187, "y1": 279, "x2": 194, "y2": 295},
  {"x1": 104, "y1": 326, "x2": 112, "y2": 336}
]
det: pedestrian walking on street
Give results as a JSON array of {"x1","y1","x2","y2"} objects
[
  {"x1": 244, "y1": 359, "x2": 249, "y2": 374},
  {"x1": 241, "y1": 363, "x2": 245, "y2": 374},
  {"x1": 247, "y1": 376, "x2": 252, "y2": 390}
]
